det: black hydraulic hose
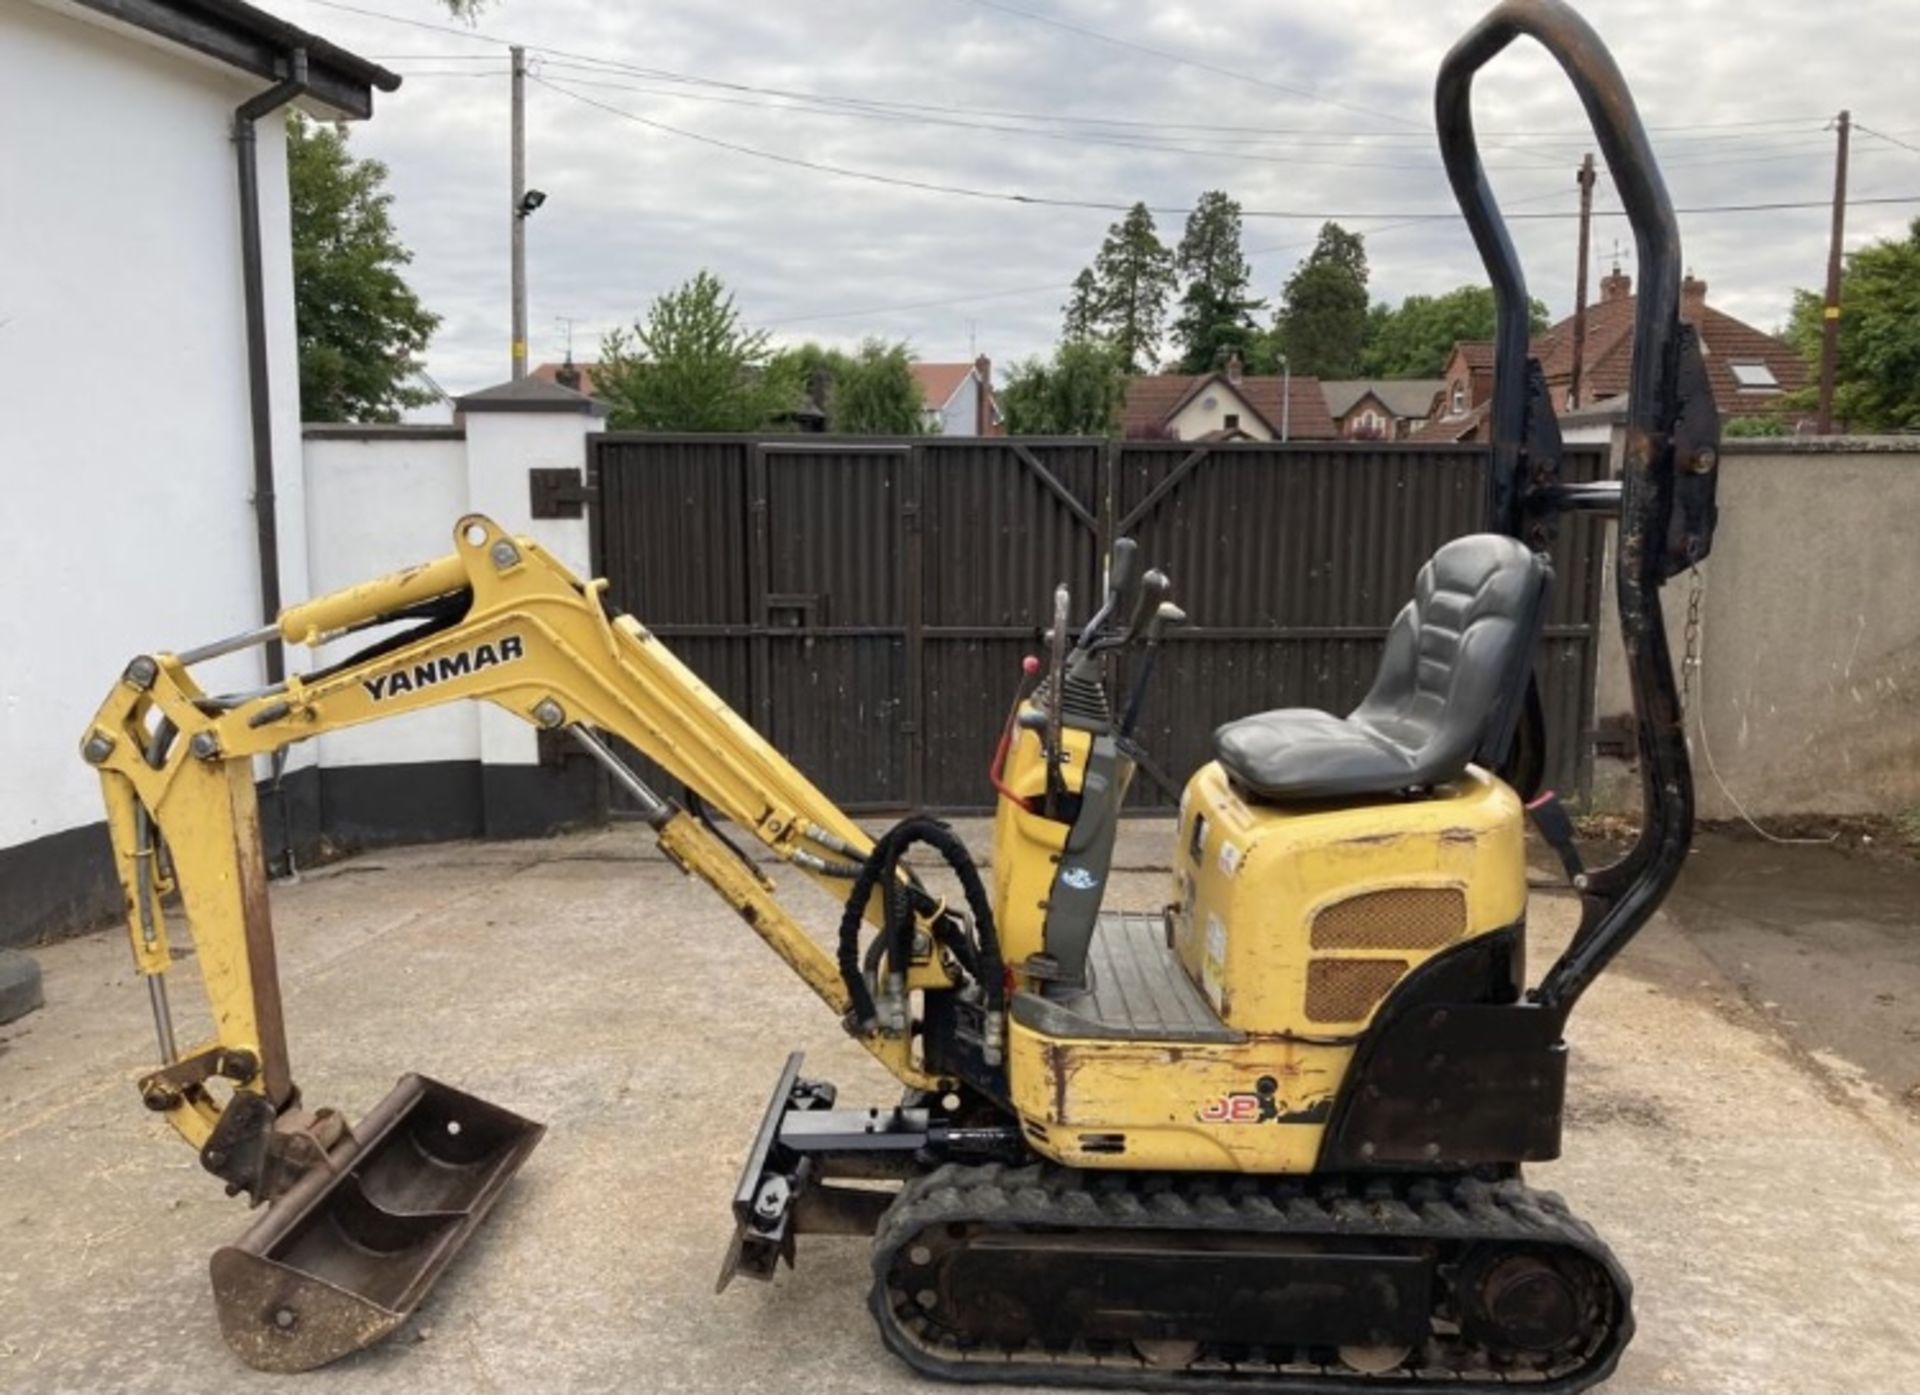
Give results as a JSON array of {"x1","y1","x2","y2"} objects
[
  {"x1": 684, "y1": 788, "x2": 768, "y2": 881},
  {"x1": 835, "y1": 819, "x2": 1003, "y2": 1033}
]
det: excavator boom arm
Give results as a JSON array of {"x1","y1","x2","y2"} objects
[{"x1": 82, "y1": 515, "x2": 932, "y2": 1162}]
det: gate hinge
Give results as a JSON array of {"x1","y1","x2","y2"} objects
[{"x1": 530, "y1": 467, "x2": 597, "y2": 519}]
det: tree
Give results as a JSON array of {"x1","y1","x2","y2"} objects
[
  {"x1": 1361, "y1": 285, "x2": 1550, "y2": 378},
  {"x1": 1062, "y1": 268, "x2": 1102, "y2": 342},
  {"x1": 1000, "y1": 340, "x2": 1129, "y2": 436},
  {"x1": 595, "y1": 272, "x2": 790, "y2": 432},
  {"x1": 1171, "y1": 191, "x2": 1263, "y2": 372},
  {"x1": 1785, "y1": 219, "x2": 1920, "y2": 430},
  {"x1": 768, "y1": 339, "x2": 927, "y2": 434},
  {"x1": 287, "y1": 114, "x2": 439, "y2": 422},
  {"x1": 1783, "y1": 287, "x2": 1824, "y2": 368},
  {"x1": 1273, "y1": 222, "x2": 1370, "y2": 379},
  {"x1": 1089, "y1": 203, "x2": 1176, "y2": 373},
  {"x1": 827, "y1": 339, "x2": 927, "y2": 434}
]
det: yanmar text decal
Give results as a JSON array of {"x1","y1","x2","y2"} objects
[{"x1": 363, "y1": 635, "x2": 525, "y2": 701}]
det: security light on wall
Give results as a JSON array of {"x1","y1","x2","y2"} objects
[{"x1": 517, "y1": 189, "x2": 548, "y2": 219}]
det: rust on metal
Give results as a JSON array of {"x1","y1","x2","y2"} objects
[{"x1": 209, "y1": 1074, "x2": 543, "y2": 1372}]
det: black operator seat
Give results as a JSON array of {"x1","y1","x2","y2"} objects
[{"x1": 1214, "y1": 534, "x2": 1551, "y2": 803}]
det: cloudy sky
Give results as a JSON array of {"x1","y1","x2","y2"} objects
[{"x1": 283, "y1": 0, "x2": 1920, "y2": 395}]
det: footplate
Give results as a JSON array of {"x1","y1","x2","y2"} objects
[{"x1": 208, "y1": 1074, "x2": 543, "y2": 1373}]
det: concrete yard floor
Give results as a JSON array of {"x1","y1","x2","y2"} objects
[{"x1": 3, "y1": 823, "x2": 1919, "y2": 1393}]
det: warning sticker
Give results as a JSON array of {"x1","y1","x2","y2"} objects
[
  {"x1": 1202, "y1": 914, "x2": 1228, "y2": 1011},
  {"x1": 1217, "y1": 841, "x2": 1242, "y2": 879}
]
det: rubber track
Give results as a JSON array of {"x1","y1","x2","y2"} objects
[{"x1": 869, "y1": 1162, "x2": 1633, "y2": 1395}]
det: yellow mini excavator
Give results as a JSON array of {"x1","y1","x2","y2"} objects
[{"x1": 79, "y1": 0, "x2": 1723, "y2": 1386}]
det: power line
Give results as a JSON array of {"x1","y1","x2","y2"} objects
[
  {"x1": 416, "y1": 62, "x2": 1843, "y2": 177},
  {"x1": 532, "y1": 75, "x2": 1920, "y2": 226},
  {"x1": 333, "y1": 0, "x2": 1838, "y2": 155},
  {"x1": 397, "y1": 51, "x2": 1821, "y2": 149},
  {"x1": 530, "y1": 74, "x2": 1483, "y2": 220},
  {"x1": 513, "y1": 68, "x2": 1487, "y2": 173},
  {"x1": 1856, "y1": 121, "x2": 1920, "y2": 157}
]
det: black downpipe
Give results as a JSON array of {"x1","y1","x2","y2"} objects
[
  {"x1": 1434, "y1": 0, "x2": 1697, "y2": 1013},
  {"x1": 235, "y1": 51, "x2": 309, "y2": 871}
]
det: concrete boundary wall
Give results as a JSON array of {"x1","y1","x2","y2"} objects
[{"x1": 1593, "y1": 437, "x2": 1920, "y2": 821}]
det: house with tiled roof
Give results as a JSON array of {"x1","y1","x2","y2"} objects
[
  {"x1": 1536, "y1": 270, "x2": 1808, "y2": 419},
  {"x1": 911, "y1": 356, "x2": 1001, "y2": 435},
  {"x1": 1412, "y1": 341, "x2": 1498, "y2": 442},
  {"x1": 1121, "y1": 354, "x2": 1336, "y2": 442},
  {"x1": 1414, "y1": 271, "x2": 1809, "y2": 443},
  {"x1": 532, "y1": 359, "x2": 600, "y2": 397},
  {"x1": 1321, "y1": 379, "x2": 1447, "y2": 440}
]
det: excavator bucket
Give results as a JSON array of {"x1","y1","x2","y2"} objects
[{"x1": 208, "y1": 1074, "x2": 543, "y2": 1373}]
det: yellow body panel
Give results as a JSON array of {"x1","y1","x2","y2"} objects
[
  {"x1": 1172, "y1": 760, "x2": 1527, "y2": 1038},
  {"x1": 1008, "y1": 1020, "x2": 1352, "y2": 1171},
  {"x1": 1002, "y1": 758, "x2": 1527, "y2": 1174},
  {"x1": 989, "y1": 722, "x2": 1084, "y2": 976}
]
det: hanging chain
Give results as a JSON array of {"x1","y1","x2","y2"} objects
[{"x1": 1679, "y1": 566, "x2": 1704, "y2": 718}]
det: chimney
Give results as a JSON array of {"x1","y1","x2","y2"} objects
[
  {"x1": 974, "y1": 354, "x2": 993, "y2": 435},
  {"x1": 555, "y1": 357, "x2": 582, "y2": 392},
  {"x1": 1599, "y1": 265, "x2": 1631, "y2": 304},
  {"x1": 1680, "y1": 273, "x2": 1707, "y2": 324},
  {"x1": 1225, "y1": 351, "x2": 1244, "y2": 385}
]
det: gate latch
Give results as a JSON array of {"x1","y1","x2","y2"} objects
[{"x1": 530, "y1": 467, "x2": 596, "y2": 519}]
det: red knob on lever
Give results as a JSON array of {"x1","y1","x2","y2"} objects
[{"x1": 1021, "y1": 655, "x2": 1041, "y2": 677}]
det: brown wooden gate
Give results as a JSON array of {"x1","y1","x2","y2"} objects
[{"x1": 590, "y1": 434, "x2": 1607, "y2": 812}]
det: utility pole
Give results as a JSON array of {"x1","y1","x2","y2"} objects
[
  {"x1": 1816, "y1": 109, "x2": 1850, "y2": 433},
  {"x1": 1569, "y1": 152, "x2": 1596, "y2": 410},
  {"x1": 510, "y1": 45, "x2": 528, "y2": 380}
]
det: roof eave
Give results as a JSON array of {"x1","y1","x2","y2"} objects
[{"x1": 66, "y1": 0, "x2": 400, "y2": 119}]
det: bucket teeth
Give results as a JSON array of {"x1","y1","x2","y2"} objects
[{"x1": 208, "y1": 1074, "x2": 543, "y2": 1372}]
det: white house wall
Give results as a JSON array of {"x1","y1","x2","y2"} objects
[
  {"x1": 303, "y1": 434, "x2": 478, "y2": 769},
  {"x1": 1167, "y1": 384, "x2": 1272, "y2": 442},
  {"x1": 938, "y1": 377, "x2": 977, "y2": 436},
  {"x1": 0, "y1": 1, "x2": 307, "y2": 851}
]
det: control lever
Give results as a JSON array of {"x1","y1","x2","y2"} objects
[
  {"x1": 1106, "y1": 537, "x2": 1140, "y2": 613},
  {"x1": 1124, "y1": 569, "x2": 1171, "y2": 643},
  {"x1": 1043, "y1": 584, "x2": 1070, "y2": 818},
  {"x1": 1119, "y1": 601, "x2": 1187, "y2": 738},
  {"x1": 1073, "y1": 538, "x2": 1140, "y2": 656}
]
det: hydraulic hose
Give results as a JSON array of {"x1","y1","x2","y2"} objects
[{"x1": 835, "y1": 819, "x2": 1003, "y2": 1034}]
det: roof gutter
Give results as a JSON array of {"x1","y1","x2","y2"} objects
[{"x1": 233, "y1": 48, "x2": 308, "y2": 689}]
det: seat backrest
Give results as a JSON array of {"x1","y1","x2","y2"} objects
[{"x1": 1349, "y1": 533, "x2": 1550, "y2": 781}]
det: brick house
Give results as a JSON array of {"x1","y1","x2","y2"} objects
[
  {"x1": 1321, "y1": 379, "x2": 1448, "y2": 440},
  {"x1": 1414, "y1": 271, "x2": 1809, "y2": 442}
]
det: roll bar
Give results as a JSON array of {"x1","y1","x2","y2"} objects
[{"x1": 1433, "y1": 0, "x2": 1721, "y2": 1012}]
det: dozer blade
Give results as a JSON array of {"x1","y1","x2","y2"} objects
[{"x1": 209, "y1": 1074, "x2": 543, "y2": 1373}]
